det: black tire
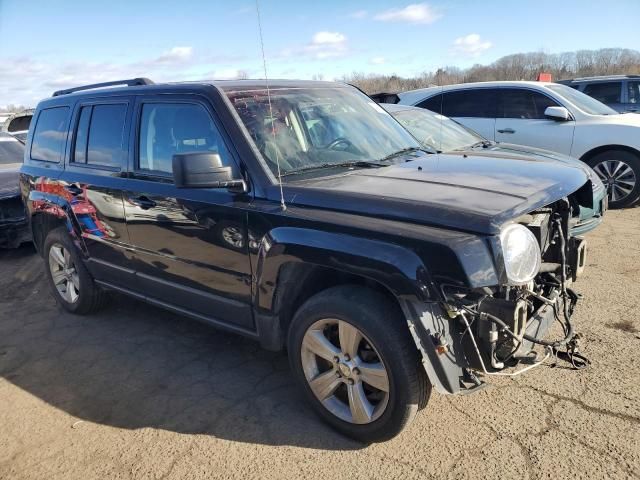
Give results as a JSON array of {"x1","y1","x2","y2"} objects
[
  {"x1": 287, "y1": 285, "x2": 430, "y2": 443},
  {"x1": 585, "y1": 150, "x2": 640, "y2": 209},
  {"x1": 43, "y1": 227, "x2": 109, "y2": 314}
]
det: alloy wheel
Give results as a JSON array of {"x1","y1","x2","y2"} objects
[
  {"x1": 593, "y1": 159, "x2": 637, "y2": 203},
  {"x1": 300, "y1": 318, "x2": 390, "y2": 425},
  {"x1": 48, "y1": 244, "x2": 80, "y2": 304}
]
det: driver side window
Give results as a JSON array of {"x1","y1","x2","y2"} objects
[{"x1": 138, "y1": 103, "x2": 233, "y2": 175}]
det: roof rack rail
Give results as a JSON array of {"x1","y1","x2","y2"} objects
[{"x1": 52, "y1": 78, "x2": 154, "y2": 97}]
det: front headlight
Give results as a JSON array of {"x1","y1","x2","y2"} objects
[{"x1": 500, "y1": 224, "x2": 541, "y2": 285}]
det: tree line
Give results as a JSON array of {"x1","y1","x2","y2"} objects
[{"x1": 343, "y1": 48, "x2": 640, "y2": 94}]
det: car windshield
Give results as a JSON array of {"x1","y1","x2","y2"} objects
[
  {"x1": 0, "y1": 135, "x2": 24, "y2": 165},
  {"x1": 224, "y1": 86, "x2": 422, "y2": 179},
  {"x1": 390, "y1": 108, "x2": 484, "y2": 151},
  {"x1": 546, "y1": 84, "x2": 618, "y2": 115}
]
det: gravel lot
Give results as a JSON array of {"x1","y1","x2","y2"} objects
[{"x1": 1, "y1": 209, "x2": 639, "y2": 480}]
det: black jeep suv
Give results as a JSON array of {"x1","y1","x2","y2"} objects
[{"x1": 21, "y1": 78, "x2": 596, "y2": 442}]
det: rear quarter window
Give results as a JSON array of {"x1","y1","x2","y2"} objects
[{"x1": 30, "y1": 107, "x2": 70, "y2": 162}]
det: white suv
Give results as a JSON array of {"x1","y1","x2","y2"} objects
[{"x1": 396, "y1": 81, "x2": 640, "y2": 208}]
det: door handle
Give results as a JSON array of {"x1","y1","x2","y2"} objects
[
  {"x1": 497, "y1": 128, "x2": 515, "y2": 134},
  {"x1": 129, "y1": 195, "x2": 157, "y2": 210},
  {"x1": 64, "y1": 184, "x2": 83, "y2": 195}
]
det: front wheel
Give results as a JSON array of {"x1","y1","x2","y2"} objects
[
  {"x1": 586, "y1": 150, "x2": 640, "y2": 209},
  {"x1": 288, "y1": 285, "x2": 430, "y2": 442}
]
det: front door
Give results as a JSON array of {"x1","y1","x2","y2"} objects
[
  {"x1": 494, "y1": 88, "x2": 575, "y2": 155},
  {"x1": 122, "y1": 97, "x2": 254, "y2": 331}
]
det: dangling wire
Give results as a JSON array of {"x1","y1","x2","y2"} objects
[{"x1": 255, "y1": 0, "x2": 286, "y2": 211}]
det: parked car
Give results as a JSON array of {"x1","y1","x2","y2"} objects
[
  {"x1": 1, "y1": 109, "x2": 34, "y2": 144},
  {"x1": 383, "y1": 103, "x2": 607, "y2": 236},
  {"x1": 0, "y1": 132, "x2": 30, "y2": 247},
  {"x1": 393, "y1": 81, "x2": 640, "y2": 208},
  {"x1": 22, "y1": 78, "x2": 596, "y2": 442},
  {"x1": 557, "y1": 75, "x2": 640, "y2": 114}
]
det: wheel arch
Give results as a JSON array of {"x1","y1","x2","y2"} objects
[
  {"x1": 579, "y1": 144, "x2": 640, "y2": 163},
  {"x1": 27, "y1": 190, "x2": 87, "y2": 256},
  {"x1": 252, "y1": 227, "x2": 432, "y2": 351}
]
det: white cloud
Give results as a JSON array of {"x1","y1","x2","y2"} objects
[
  {"x1": 348, "y1": 10, "x2": 368, "y2": 19},
  {"x1": 281, "y1": 31, "x2": 349, "y2": 60},
  {"x1": 452, "y1": 34, "x2": 493, "y2": 57},
  {"x1": 311, "y1": 31, "x2": 346, "y2": 46},
  {"x1": 0, "y1": 46, "x2": 252, "y2": 107},
  {"x1": 369, "y1": 56, "x2": 386, "y2": 65},
  {"x1": 154, "y1": 46, "x2": 193, "y2": 64},
  {"x1": 374, "y1": 3, "x2": 442, "y2": 24}
]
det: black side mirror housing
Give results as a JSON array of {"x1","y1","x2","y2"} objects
[{"x1": 172, "y1": 153, "x2": 246, "y2": 190}]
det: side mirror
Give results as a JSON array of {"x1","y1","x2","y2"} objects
[
  {"x1": 172, "y1": 153, "x2": 246, "y2": 190},
  {"x1": 544, "y1": 106, "x2": 571, "y2": 121}
]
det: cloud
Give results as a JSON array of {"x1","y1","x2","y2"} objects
[
  {"x1": 0, "y1": 46, "x2": 252, "y2": 107},
  {"x1": 154, "y1": 46, "x2": 193, "y2": 64},
  {"x1": 374, "y1": 3, "x2": 442, "y2": 24},
  {"x1": 348, "y1": 10, "x2": 368, "y2": 19},
  {"x1": 369, "y1": 56, "x2": 386, "y2": 65},
  {"x1": 452, "y1": 34, "x2": 492, "y2": 57},
  {"x1": 281, "y1": 31, "x2": 349, "y2": 60}
]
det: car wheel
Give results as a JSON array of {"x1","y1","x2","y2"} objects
[
  {"x1": 288, "y1": 285, "x2": 430, "y2": 442},
  {"x1": 43, "y1": 227, "x2": 108, "y2": 314},
  {"x1": 586, "y1": 150, "x2": 640, "y2": 209}
]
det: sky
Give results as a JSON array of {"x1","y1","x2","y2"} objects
[{"x1": 1, "y1": 0, "x2": 639, "y2": 107}]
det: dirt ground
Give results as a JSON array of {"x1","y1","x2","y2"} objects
[{"x1": 1, "y1": 209, "x2": 639, "y2": 480}]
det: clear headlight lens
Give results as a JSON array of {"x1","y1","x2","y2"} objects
[{"x1": 500, "y1": 224, "x2": 541, "y2": 285}]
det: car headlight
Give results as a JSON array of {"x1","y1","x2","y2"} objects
[{"x1": 500, "y1": 224, "x2": 541, "y2": 285}]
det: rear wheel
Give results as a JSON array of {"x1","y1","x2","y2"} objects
[
  {"x1": 43, "y1": 228, "x2": 108, "y2": 314},
  {"x1": 288, "y1": 285, "x2": 430, "y2": 442},
  {"x1": 586, "y1": 150, "x2": 640, "y2": 208}
]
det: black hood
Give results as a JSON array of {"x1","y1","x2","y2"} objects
[{"x1": 279, "y1": 151, "x2": 589, "y2": 235}]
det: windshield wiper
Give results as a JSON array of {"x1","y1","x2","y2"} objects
[
  {"x1": 281, "y1": 160, "x2": 387, "y2": 177},
  {"x1": 377, "y1": 147, "x2": 433, "y2": 163},
  {"x1": 469, "y1": 140, "x2": 494, "y2": 149}
]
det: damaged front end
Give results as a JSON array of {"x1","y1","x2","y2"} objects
[
  {"x1": 0, "y1": 194, "x2": 30, "y2": 248},
  {"x1": 406, "y1": 195, "x2": 591, "y2": 395}
]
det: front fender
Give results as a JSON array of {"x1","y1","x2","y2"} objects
[{"x1": 254, "y1": 227, "x2": 432, "y2": 313}]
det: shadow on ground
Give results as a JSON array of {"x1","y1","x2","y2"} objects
[{"x1": 0, "y1": 244, "x2": 362, "y2": 450}]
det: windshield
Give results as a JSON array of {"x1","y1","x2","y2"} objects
[
  {"x1": 391, "y1": 108, "x2": 484, "y2": 151},
  {"x1": 546, "y1": 84, "x2": 618, "y2": 115},
  {"x1": 0, "y1": 135, "x2": 24, "y2": 165},
  {"x1": 225, "y1": 86, "x2": 421, "y2": 179}
]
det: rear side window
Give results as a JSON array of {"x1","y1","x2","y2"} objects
[
  {"x1": 138, "y1": 103, "x2": 233, "y2": 175},
  {"x1": 498, "y1": 89, "x2": 559, "y2": 119},
  {"x1": 583, "y1": 82, "x2": 622, "y2": 104},
  {"x1": 628, "y1": 81, "x2": 639, "y2": 104},
  {"x1": 7, "y1": 115, "x2": 32, "y2": 133},
  {"x1": 439, "y1": 89, "x2": 498, "y2": 118},
  {"x1": 30, "y1": 107, "x2": 70, "y2": 162},
  {"x1": 72, "y1": 104, "x2": 127, "y2": 168},
  {"x1": 416, "y1": 94, "x2": 443, "y2": 113}
]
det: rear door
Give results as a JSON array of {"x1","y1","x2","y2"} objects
[
  {"x1": 63, "y1": 98, "x2": 134, "y2": 286},
  {"x1": 121, "y1": 95, "x2": 254, "y2": 332},
  {"x1": 417, "y1": 88, "x2": 498, "y2": 140},
  {"x1": 494, "y1": 88, "x2": 575, "y2": 155}
]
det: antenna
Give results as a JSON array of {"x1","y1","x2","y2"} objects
[{"x1": 255, "y1": 0, "x2": 286, "y2": 211}]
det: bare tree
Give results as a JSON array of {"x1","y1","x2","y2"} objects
[{"x1": 344, "y1": 48, "x2": 640, "y2": 94}]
